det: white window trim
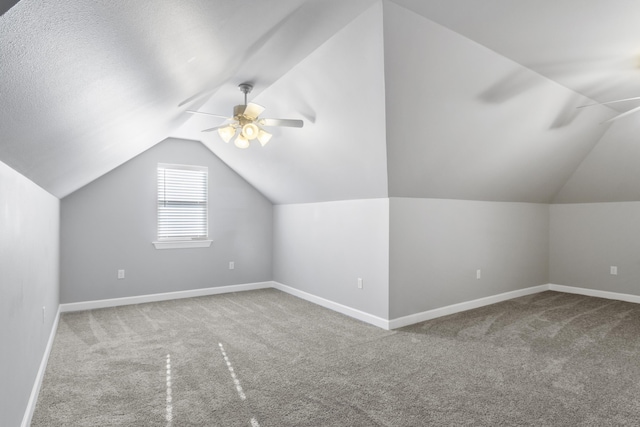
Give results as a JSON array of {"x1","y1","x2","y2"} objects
[
  {"x1": 152, "y1": 240, "x2": 212, "y2": 250},
  {"x1": 154, "y1": 163, "x2": 211, "y2": 250}
]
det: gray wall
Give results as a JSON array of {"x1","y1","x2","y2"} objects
[
  {"x1": 0, "y1": 160, "x2": 60, "y2": 427},
  {"x1": 550, "y1": 202, "x2": 640, "y2": 296},
  {"x1": 273, "y1": 199, "x2": 389, "y2": 319},
  {"x1": 389, "y1": 198, "x2": 549, "y2": 319},
  {"x1": 61, "y1": 138, "x2": 273, "y2": 303}
]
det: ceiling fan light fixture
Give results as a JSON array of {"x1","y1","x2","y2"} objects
[
  {"x1": 234, "y1": 134, "x2": 250, "y2": 149},
  {"x1": 191, "y1": 83, "x2": 303, "y2": 149},
  {"x1": 257, "y1": 129, "x2": 272, "y2": 146},
  {"x1": 217, "y1": 125, "x2": 236, "y2": 143},
  {"x1": 241, "y1": 122, "x2": 260, "y2": 140}
]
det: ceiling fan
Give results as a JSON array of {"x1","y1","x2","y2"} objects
[
  {"x1": 578, "y1": 96, "x2": 640, "y2": 124},
  {"x1": 187, "y1": 83, "x2": 303, "y2": 149}
]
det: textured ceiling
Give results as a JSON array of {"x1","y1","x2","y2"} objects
[
  {"x1": 1, "y1": 0, "x2": 640, "y2": 203},
  {"x1": 0, "y1": 0, "x2": 375, "y2": 198}
]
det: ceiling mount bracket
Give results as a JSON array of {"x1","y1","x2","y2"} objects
[{"x1": 238, "y1": 83, "x2": 253, "y2": 104}]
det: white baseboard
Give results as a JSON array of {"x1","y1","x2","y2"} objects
[
  {"x1": 59, "y1": 282, "x2": 273, "y2": 313},
  {"x1": 548, "y1": 283, "x2": 640, "y2": 304},
  {"x1": 21, "y1": 305, "x2": 61, "y2": 427},
  {"x1": 388, "y1": 285, "x2": 550, "y2": 329},
  {"x1": 272, "y1": 282, "x2": 391, "y2": 330}
]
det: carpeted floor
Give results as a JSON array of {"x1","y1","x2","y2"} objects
[{"x1": 32, "y1": 289, "x2": 640, "y2": 426}]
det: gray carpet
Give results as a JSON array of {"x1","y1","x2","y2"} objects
[{"x1": 32, "y1": 289, "x2": 640, "y2": 426}]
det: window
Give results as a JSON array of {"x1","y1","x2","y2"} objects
[{"x1": 153, "y1": 163, "x2": 212, "y2": 249}]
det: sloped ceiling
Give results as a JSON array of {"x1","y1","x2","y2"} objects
[
  {"x1": 554, "y1": 117, "x2": 640, "y2": 203},
  {"x1": 383, "y1": 1, "x2": 613, "y2": 203},
  {"x1": 2, "y1": 0, "x2": 640, "y2": 204},
  {"x1": 171, "y1": 2, "x2": 388, "y2": 204},
  {"x1": 392, "y1": 0, "x2": 640, "y2": 112},
  {"x1": 0, "y1": 0, "x2": 375, "y2": 198},
  {"x1": 387, "y1": 0, "x2": 640, "y2": 203}
]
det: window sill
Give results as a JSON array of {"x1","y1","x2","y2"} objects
[{"x1": 153, "y1": 240, "x2": 213, "y2": 250}]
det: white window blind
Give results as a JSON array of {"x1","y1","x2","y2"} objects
[{"x1": 157, "y1": 163, "x2": 208, "y2": 240}]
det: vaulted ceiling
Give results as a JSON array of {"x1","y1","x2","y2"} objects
[{"x1": 2, "y1": 0, "x2": 640, "y2": 204}]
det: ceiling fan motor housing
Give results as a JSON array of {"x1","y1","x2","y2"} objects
[
  {"x1": 232, "y1": 103, "x2": 260, "y2": 140},
  {"x1": 233, "y1": 104, "x2": 250, "y2": 122}
]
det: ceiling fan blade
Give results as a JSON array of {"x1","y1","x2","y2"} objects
[
  {"x1": 243, "y1": 103, "x2": 265, "y2": 120},
  {"x1": 178, "y1": 89, "x2": 217, "y2": 107},
  {"x1": 259, "y1": 118, "x2": 304, "y2": 128},
  {"x1": 186, "y1": 110, "x2": 230, "y2": 119},
  {"x1": 578, "y1": 96, "x2": 640, "y2": 108},
  {"x1": 602, "y1": 104, "x2": 640, "y2": 123},
  {"x1": 201, "y1": 125, "x2": 227, "y2": 133}
]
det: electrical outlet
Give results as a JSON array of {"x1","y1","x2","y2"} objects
[
  {"x1": 476, "y1": 269, "x2": 482, "y2": 280},
  {"x1": 610, "y1": 266, "x2": 618, "y2": 276},
  {"x1": 117, "y1": 269, "x2": 125, "y2": 279},
  {"x1": 357, "y1": 278, "x2": 363, "y2": 289},
  {"x1": 229, "y1": 261, "x2": 235, "y2": 270}
]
